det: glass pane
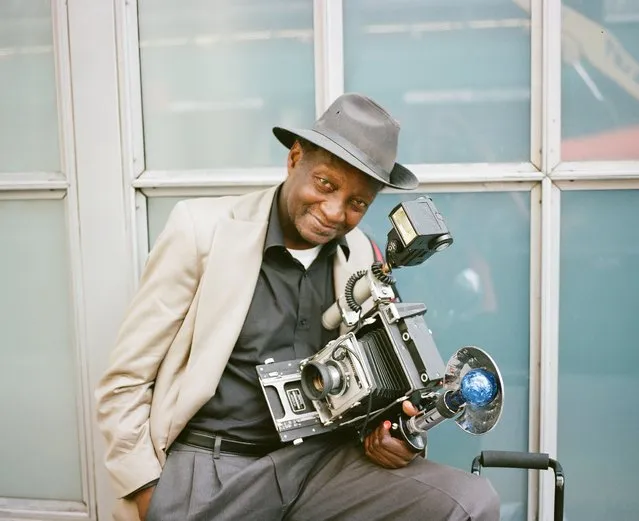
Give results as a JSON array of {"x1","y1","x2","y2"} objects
[
  {"x1": 147, "y1": 191, "x2": 532, "y2": 519},
  {"x1": 0, "y1": 199, "x2": 82, "y2": 500},
  {"x1": 0, "y1": 0, "x2": 60, "y2": 172},
  {"x1": 561, "y1": 1, "x2": 639, "y2": 161},
  {"x1": 343, "y1": 0, "x2": 531, "y2": 164},
  {"x1": 138, "y1": 0, "x2": 315, "y2": 170},
  {"x1": 361, "y1": 192, "x2": 531, "y2": 520},
  {"x1": 559, "y1": 190, "x2": 639, "y2": 520}
]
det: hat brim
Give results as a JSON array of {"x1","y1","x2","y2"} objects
[{"x1": 272, "y1": 126, "x2": 418, "y2": 190}]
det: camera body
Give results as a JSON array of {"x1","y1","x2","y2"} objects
[{"x1": 256, "y1": 300, "x2": 447, "y2": 444}]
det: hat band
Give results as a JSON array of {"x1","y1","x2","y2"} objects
[{"x1": 312, "y1": 125, "x2": 393, "y2": 183}]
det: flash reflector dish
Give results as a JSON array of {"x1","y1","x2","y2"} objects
[{"x1": 444, "y1": 346, "x2": 504, "y2": 435}]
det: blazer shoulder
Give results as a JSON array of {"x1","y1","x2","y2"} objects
[
  {"x1": 168, "y1": 196, "x2": 240, "y2": 256},
  {"x1": 171, "y1": 187, "x2": 276, "y2": 254},
  {"x1": 179, "y1": 195, "x2": 237, "y2": 222},
  {"x1": 178, "y1": 186, "x2": 277, "y2": 230}
]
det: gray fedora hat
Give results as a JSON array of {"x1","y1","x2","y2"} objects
[{"x1": 273, "y1": 93, "x2": 418, "y2": 190}]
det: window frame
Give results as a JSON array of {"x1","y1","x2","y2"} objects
[{"x1": 4, "y1": 0, "x2": 637, "y2": 519}]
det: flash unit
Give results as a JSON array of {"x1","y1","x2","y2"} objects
[{"x1": 386, "y1": 196, "x2": 453, "y2": 269}]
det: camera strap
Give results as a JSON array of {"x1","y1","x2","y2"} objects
[{"x1": 368, "y1": 235, "x2": 384, "y2": 263}]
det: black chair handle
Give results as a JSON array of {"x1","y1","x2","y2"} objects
[
  {"x1": 479, "y1": 450, "x2": 550, "y2": 470},
  {"x1": 471, "y1": 450, "x2": 565, "y2": 521}
]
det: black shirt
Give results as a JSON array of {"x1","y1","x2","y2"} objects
[{"x1": 187, "y1": 189, "x2": 349, "y2": 444}]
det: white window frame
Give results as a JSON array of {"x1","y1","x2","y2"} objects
[
  {"x1": 0, "y1": 1, "x2": 94, "y2": 520},
  {"x1": 4, "y1": 0, "x2": 637, "y2": 519}
]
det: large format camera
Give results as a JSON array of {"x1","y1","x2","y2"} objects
[{"x1": 256, "y1": 196, "x2": 504, "y2": 451}]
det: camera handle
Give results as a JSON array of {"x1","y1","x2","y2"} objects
[
  {"x1": 392, "y1": 414, "x2": 427, "y2": 452},
  {"x1": 390, "y1": 392, "x2": 459, "y2": 453}
]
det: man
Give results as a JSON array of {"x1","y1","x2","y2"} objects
[{"x1": 96, "y1": 93, "x2": 499, "y2": 521}]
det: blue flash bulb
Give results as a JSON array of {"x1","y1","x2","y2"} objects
[{"x1": 460, "y1": 369, "x2": 498, "y2": 408}]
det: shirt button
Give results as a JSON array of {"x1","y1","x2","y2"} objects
[{"x1": 300, "y1": 319, "x2": 308, "y2": 327}]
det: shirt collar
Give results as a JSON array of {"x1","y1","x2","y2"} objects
[{"x1": 265, "y1": 186, "x2": 350, "y2": 260}]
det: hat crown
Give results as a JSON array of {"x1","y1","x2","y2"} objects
[{"x1": 313, "y1": 93, "x2": 399, "y2": 176}]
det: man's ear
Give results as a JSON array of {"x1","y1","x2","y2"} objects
[{"x1": 287, "y1": 141, "x2": 303, "y2": 172}]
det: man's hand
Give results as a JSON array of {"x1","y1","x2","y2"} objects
[
  {"x1": 133, "y1": 486, "x2": 155, "y2": 521},
  {"x1": 363, "y1": 400, "x2": 423, "y2": 469}
]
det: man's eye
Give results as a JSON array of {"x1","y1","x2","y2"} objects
[
  {"x1": 352, "y1": 200, "x2": 368, "y2": 210},
  {"x1": 318, "y1": 178, "x2": 333, "y2": 190}
]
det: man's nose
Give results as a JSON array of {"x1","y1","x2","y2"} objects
[{"x1": 322, "y1": 198, "x2": 346, "y2": 226}]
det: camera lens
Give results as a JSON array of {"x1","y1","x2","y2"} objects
[{"x1": 301, "y1": 361, "x2": 343, "y2": 400}]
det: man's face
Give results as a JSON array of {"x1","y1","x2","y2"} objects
[{"x1": 280, "y1": 142, "x2": 381, "y2": 249}]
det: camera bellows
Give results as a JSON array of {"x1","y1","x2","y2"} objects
[{"x1": 359, "y1": 330, "x2": 409, "y2": 403}]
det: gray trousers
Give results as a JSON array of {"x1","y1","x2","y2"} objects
[{"x1": 146, "y1": 437, "x2": 499, "y2": 521}]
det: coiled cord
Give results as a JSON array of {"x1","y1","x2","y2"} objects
[
  {"x1": 371, "y1": 262, "x2": 395, "y2": 285},
  {"x1": 344, "y1": 269, "x2": 367, "y2": 312}
]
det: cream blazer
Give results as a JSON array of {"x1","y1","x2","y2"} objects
[{"x1": 95, "y1": 185, "x2": 375, "y2": 519}]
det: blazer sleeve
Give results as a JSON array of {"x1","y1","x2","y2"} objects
[{"x1": 95, "y1": 201, "x2": 201, "y2": 498}]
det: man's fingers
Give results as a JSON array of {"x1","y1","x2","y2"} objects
[
  {"x1": 364, "y1": 443, "x2": 395, "y2": 468},
  {"x1": 369, "y1": 423, "x2": 411, "y2": 465},
  {"x1": 376, "y1": 420, "x2": 391, "y2": 444},
  {"x1": 402, "y1": 400, "x2": 420, "y2": 416},
  {"x1": 365, "y1": 439, "x2": 403, "y2": 468},
  {"x1": 373, "y1": 420, "x2": 392, "y2": 446},
  {"x1": 364, "y1": 418, "x2": 420, "y2": 469}
]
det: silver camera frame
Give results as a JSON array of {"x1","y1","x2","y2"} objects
[{"x1": 300, "y1": 332, "x2": 373, "y2": 425}]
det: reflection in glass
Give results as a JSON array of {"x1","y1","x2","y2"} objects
[
  {"x1": 343, "y1": 0, "x2": 531, "y2": 164},
  {"x1": 362, "y1": 191, "x2": 531, "y2": 521},
  {"x1": 0, "y1": 0, "x2": 60, "y2": 172},
  {"x1": 559, "y1": 190, "x2": 639, "y2": 520},
  {"x1": 0, "y1": 200, "x2": 82, "y2": 500},
  {"x1": 138, "y1": 0, "x2": 315, "y2": 170},
  {"x1": 561, "y1": 0, "x2": 639, "y2": 160}
]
